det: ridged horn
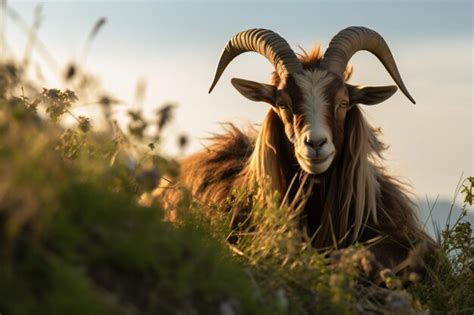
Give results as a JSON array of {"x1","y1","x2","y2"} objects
[
  {"x1": 208, "y1": 28, "x2": 303, "y2": 93},
  {"x1": 321, "y1": 26, "x2": 415, "y2": 104}
]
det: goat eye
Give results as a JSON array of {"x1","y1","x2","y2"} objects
[
  {"x1": 339, "y1": 102, "x2": 350, "y2": 109},
  {"x1": 277, "y1": 104, "x2": 288, "y2": 110}
]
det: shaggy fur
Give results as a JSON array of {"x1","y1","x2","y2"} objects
[{"x1": 152, "y1": 47, "x2": 437, "y2": 276}]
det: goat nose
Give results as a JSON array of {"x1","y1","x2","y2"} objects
[{"x1": 304, "y1": 136, "x2": 327, "y2": 149}]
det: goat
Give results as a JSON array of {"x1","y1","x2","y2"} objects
[{"x1": 149, "y1": 27, "x2": 437, "y2": 277}]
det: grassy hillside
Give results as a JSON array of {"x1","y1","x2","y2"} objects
[{"x1": 0, "y1": 47, "x2": 472, "y2": 314}]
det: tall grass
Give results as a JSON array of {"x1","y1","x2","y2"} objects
[{"x1": 0, "y1": 60, "x2": 279, "y2": 315}]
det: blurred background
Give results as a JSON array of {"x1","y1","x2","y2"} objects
[{"x1": 5, "y1": 0, "x2": 473, "y2": 230}]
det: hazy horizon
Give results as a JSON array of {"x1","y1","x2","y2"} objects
[{"x1": 5, "y1": 1, "x2": 473, "y2": 203}]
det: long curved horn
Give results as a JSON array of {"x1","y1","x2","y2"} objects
[
  {"x1": 320, "y1": 26, "x2": 415, "y2": 104},
  {"x1": 208, "y1": 28, "x2": 302, "y2": 93}
]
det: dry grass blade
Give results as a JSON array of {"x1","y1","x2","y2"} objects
[
  {"x1": 6, "y1": 5, "x2": 59, "y2": 72},
  {"x1": 88, "y1": 17, "x2": 106, "y2": 42},
  {"x1": 80, "y1": 17, "x2": 107, "y2": 66},
  {"x1": 22, "y1": 4, "x2": 42, "y2": 70}
]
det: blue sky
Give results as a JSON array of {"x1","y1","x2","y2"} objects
[{"x1": 5, "y1": 1, "x2": 473, "y2": 203}]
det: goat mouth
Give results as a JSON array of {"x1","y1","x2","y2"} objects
[
  {"x1": 296, "y1": 151, "x2": 335, "y2": 164},
  {"x1": 295, "y1": 151, "x2": 335, "y2": 174}
]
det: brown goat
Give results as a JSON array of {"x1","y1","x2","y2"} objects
[{"x1": 148, "y1": 27, "x2": 437, "y2": 278}]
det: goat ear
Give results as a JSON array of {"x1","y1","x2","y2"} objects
[
  {"x1": 347, "y1": 84, "x2": 398, "y2": 105},
  {"x1": 231, "y1": 78, "x2": 276, "y2": 105}
]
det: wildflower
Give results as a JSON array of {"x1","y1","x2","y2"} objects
[
  {"x1": 77, "y1": 116, "x2": 91, "y2": 132},
  {"x1": 64, "y1": 63, "x2": 76, "y2": 81},
  {"x1": 177, "y1": 133, "x2": 189, "y2": 150},
  {"x1": 99, "y1": 95, "x2": 111, "y2": 107},
  {"x1": 156, "y1": 103, "x2": 176, "y2": 131},
  {"x1": 127, "y1": 110, "x2": 147, "y2": 139},
  {"x1": 27, "y1": 98, "x2": 41, "y2": 113},
  {"x1": 380, "y1": 268, "x2": 402, "y2": 289},
  {"x1": 461, "y1": 176, "x2": 473, "y2": 205},
  {"x1": 42, "y1": 88, "x2": 78, "y2": 122}
]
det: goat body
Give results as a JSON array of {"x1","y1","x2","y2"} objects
[{"x1": 152, "y1": 29, "x2": 437, "y2": 278}]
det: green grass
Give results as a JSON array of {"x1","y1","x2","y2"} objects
[{"x1": 0, "y1": 56, "x2": 472, "y2": 314}]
